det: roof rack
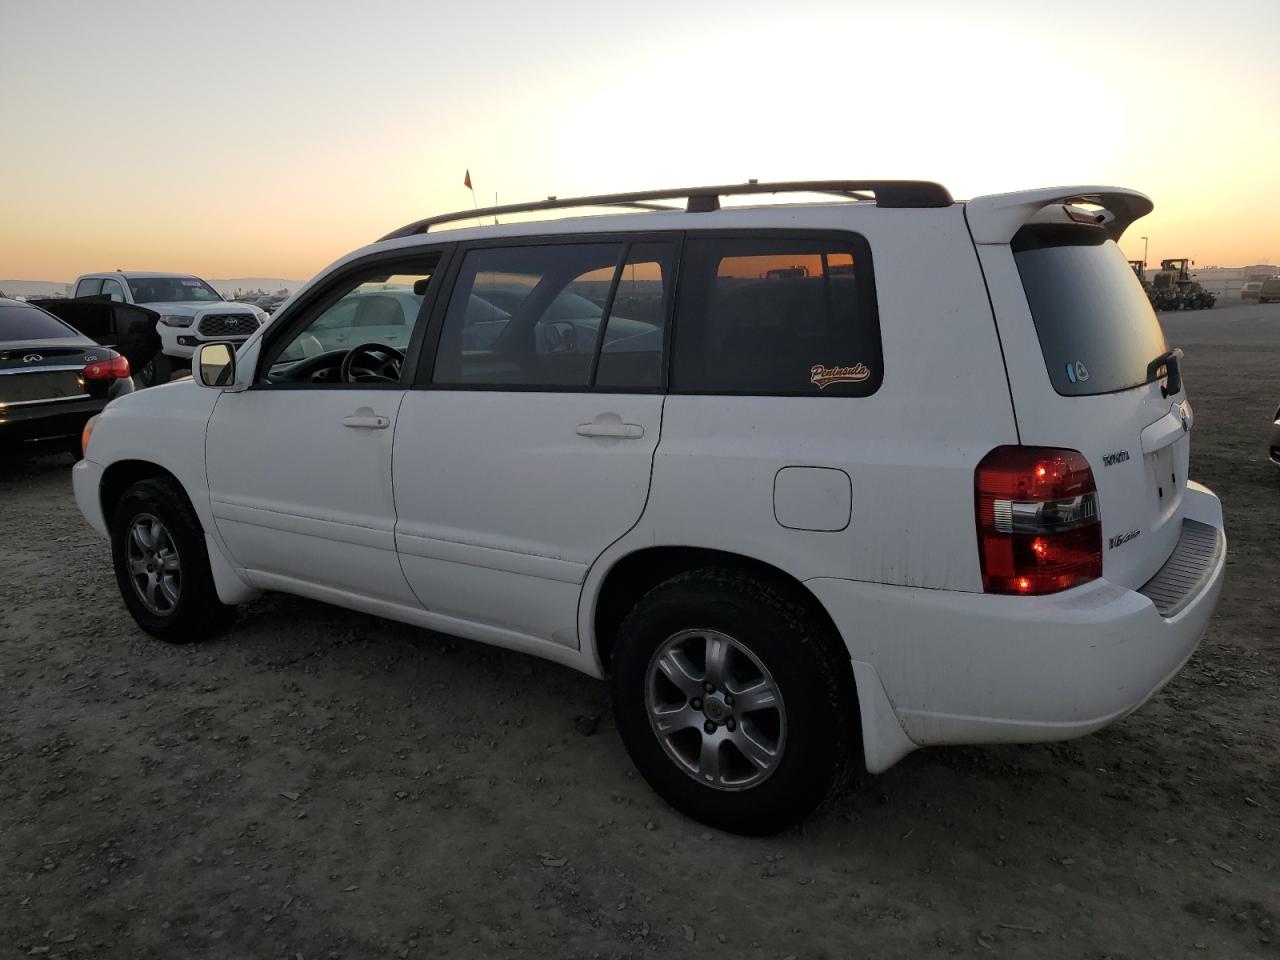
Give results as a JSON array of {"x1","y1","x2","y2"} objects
[{"x1": 379, "y1": 179, "x2": 953, "y2": 241}]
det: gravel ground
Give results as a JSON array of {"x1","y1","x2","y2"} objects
[{"x1": 1, "y1": 301, "x2": 1278, "y2": 959}]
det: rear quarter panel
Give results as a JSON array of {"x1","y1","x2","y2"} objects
[{"x1": 586, "y1": 204, "x2": 1018, "y2": 611}]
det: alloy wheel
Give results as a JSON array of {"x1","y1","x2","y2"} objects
[
  {"x1": 125, "y1": 513, "x2": 182, "y2": 615},
  {"x1": 645, "y1": 629, "x2": 787, "y2": 791}
]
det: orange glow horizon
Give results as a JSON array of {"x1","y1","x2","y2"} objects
[{"x1": 2, "y1": 0, "x2": 1277, "y2": 283}]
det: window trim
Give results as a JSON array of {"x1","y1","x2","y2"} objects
[
  {"x1": 668, "y1": 228, "x2": 882, "y2": 399},
  {"x1": 249, "y1": 245, "x2": 454, "y2": 390},
  {"x1": 412, "y1": 231, "x2": 684, "y2": 395}
]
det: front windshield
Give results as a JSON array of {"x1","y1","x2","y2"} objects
[{"x1": 127, "y1": 276, "x2": 223, "y2": 304}]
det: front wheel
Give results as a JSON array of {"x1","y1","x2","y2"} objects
[
  {"x1": 110, "y1": 477, "x2": 231, "y2": 642},
  {"x1": 610, "y1": 569, "x2": 859, "y2": 834}
]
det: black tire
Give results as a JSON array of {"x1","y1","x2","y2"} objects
[
  {"x1": 110, "y1": 477, "x2": 232, "y2": 643},
  {"x1": 137, "y1": 352, "x2": 171, "y2": 388},
  {"x1": 610, "y1": 569, "x2": 859, "y2": 835}
]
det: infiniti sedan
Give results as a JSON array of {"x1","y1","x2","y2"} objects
[{"x1": 0, "y1": 298, "x2": 134, "y2": 457}]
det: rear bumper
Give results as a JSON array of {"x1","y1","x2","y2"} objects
[
  {"x1": 810, "y1": 481, "x2": 1225, "y2": 761},
  {"x1": 0, "y1": 397, "x2": 105, "y2": 451}
]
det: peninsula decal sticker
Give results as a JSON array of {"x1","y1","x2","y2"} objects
[{"x1": 810, "y1": 362, "x2": 871, "y2": 390}]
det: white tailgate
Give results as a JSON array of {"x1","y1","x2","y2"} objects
[{"x1": 974, "y1": 243, "x2": 1189, "y2": 589}]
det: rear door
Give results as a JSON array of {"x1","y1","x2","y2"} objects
[
  {"x1": 975, "y1": 220, "x2": 1189, "y2": 589},
  {"x1": 393, "y1": 236, "x2": 675, "y2": 646}
]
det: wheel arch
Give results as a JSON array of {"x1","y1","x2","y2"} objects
[
  {"x1": 100, "y1": 459, "x2": 184, "y2": 526},
  {"x1": 591, "y1": 546, "x2": 848, "y2": 677},
  {"x1": 587, "y1": 545, "x2": 923, "y2": 775},
  {"x1": 99, "y1": 458, "x2": 257, "y2": 606}
]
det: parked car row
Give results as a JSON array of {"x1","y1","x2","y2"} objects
[{"x1": 70, "y1": 271, "x2": 268, "y2": 386}]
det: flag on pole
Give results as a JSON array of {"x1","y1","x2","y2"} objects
[{"x1": 464, "y1": 170, "x2": 473, "y2": 191}]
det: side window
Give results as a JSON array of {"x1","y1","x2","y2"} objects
[
  {"x1": 75, "y1": 278, "x2": 103, "y2": 299},
  {"x1": 100, "y1": 278, "x2": 126, "y2": 303},
  {"x1": 672, "y1": 236, "x2": 881, "y2": 396},
  {"x1": 260, "y1": 256, "x2": 436, "y2": 385},
  {"x1": 596, "y1": 243, "x2": 672, "y2": 390},
  {"x1": 433, "y1": 240, "x2": 672, "y2": 390}
]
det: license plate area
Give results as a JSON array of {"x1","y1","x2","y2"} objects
[{"x1": 1146, "y1": 444, "x2": 1180, "y2": 524}]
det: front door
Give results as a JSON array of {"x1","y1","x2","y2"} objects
[
  {"x1": 205, "y1": 253, "x2": 440, "y2": 606},
  {"x1": 393, "y1": 238, "x2": 677, "y2": 645}
]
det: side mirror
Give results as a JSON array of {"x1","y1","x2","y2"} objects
[{"x1": 194, "y1": 342, "x2": 237, "y2": 388}]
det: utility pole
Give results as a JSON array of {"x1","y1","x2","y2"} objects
[{"x1": 1141, "y1": 236, "x2": 1149, "y2": 267}]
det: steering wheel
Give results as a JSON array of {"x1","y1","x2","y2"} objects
[{"x1": 340, "y1": 343, "x2": 406, "y2": 384}]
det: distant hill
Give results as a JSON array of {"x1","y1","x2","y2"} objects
[
  {"x1": 1, "y1": 277, "x2": 304, "y2": 300},
  {"x1": 0, "y1": 280, "x2": 72, "y2": 299},
  {"x1": 207, "y1": 278, "x2": 305, "y2": 298}
]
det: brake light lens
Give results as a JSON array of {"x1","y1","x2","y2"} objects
[
  {"x1": 82, "y1": 355, "x2": 131, "y2": 380},
  {"x1": 975, "y1": 446, "x2": 1102, "y2": 595}
]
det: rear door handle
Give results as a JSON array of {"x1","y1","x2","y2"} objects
[
  {"x1": 342, "y1": 414, "x2": 390, "y2": 430},
  {"x1": 577, "y1": 421, "x2": 644, "y2": 439}
]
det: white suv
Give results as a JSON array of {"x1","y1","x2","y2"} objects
[
  {"x1": 73, "y1": 180, "x2": 1226, "y2": 834},
  {"x1": 71, "y1": 271, "x2": 267, "y2": 385}
]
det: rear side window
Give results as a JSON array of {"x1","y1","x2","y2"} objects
[
  {"x1": 1013, "y1": 226, "x2": 1168, "y2": 396},
  {"x1": 432, "y1": 240, "x2": 674, "y2": 391},
  {"x1": 74, "y1": 278, "x2": 103, "y2": 298},
  {"x1": 672, "y1": 235, "x2": 881, "y2": 396}
]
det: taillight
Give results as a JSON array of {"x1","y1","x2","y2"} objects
[
  {"x1": 82, "y1": 355, "x2": 130, "y2": 380},
  {"x1": 975, "y1": 446, "x2": 1102, "y2": 595}
]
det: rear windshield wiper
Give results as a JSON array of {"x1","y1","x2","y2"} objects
[{"x1": 1146, "y1": 347, "x2": 1184, "y2": 398}]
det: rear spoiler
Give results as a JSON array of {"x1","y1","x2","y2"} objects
[{"x1": 965, "y1": 186, "x2": 1153, "y2": 245}]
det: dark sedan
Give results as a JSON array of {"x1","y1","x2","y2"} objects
[{"x1": 0, "y1": 298, "x2": 134, "y2": 457}]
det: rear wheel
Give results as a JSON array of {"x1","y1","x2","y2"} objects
[
  {"x1": 610, "y1": 569, "x2": 858, "y2": 834},
  {"x1": 137, "y1": 352, "x2": 171, "y2": 388},
  {"x1": 110, "y1": 477, "x2": 231, "y2": 642}
]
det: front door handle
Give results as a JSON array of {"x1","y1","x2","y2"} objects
[
  {"x1": 342, "y1": 412, "x2": 390, "y2": 430},
  {"x1": 577, "y1": 421, "x2": 644, "y2": 439}
]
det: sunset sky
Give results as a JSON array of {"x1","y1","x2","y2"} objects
[{"x1": 2, "y1": 0, "x2": 1277, "y2": 282}]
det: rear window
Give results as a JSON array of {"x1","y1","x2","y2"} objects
[
  {"x1": 672, "y1": 234, "x2": 881, "y2": 396},
  {"x1": 0, "y1": 304, "x2": 79, "y2": 341},
  {"x1": 1013, "y1": 226, "x2": 1168, "y2": 396}
]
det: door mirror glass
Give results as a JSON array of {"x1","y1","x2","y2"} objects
[{"x1": 195, "y1": 342, "x2": 236, "y2": 388}]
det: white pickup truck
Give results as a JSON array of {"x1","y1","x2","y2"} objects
[{"x1": 71, "y1": 271, "x2": 268, "y2": 386}]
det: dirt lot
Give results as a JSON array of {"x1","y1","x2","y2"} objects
[{"x1": 2, "y1": 301, "x2": 1278, "y2": 959}]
